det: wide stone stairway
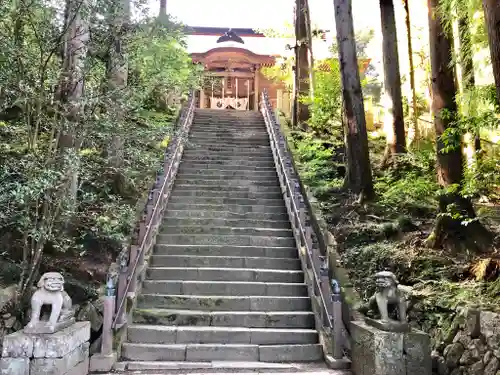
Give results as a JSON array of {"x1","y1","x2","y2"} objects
[{"x1": 120, "y1": 109, "x2": 326, "y2": 371}]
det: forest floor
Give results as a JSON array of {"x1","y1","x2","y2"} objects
[{"x1": 286, "y1": 127, "x2": 500, "y2": 347}]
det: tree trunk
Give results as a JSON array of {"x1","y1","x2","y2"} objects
[
  {"x1": 303, "y1": 0, "x2": 316, "y2": 97},
  {"x1": 159, "y1": 0, "x2": 167, "y2": 17},
  {"x1": 482, "y1": 0, "x2": 500, "y2": 106},
  {"x1": 57, "y1": 0, "x2": 90, "y2": 206},
  {"x1": 107, "y1": 0, "x2": 130, "y2": 195},
  {"x1": 379, "y1": 0, "x2": 406, "y2": 165},
  {"x1": 402, "y1": 0, "x2": 419, "y2": 147},
  {"x1": 294, "y1": 0, "x2": 311, "y2": 129},
  {"x1": 458, "y1": 13, "x2": 481, "y2": 154},
  {"x1": 426, "y1": 0, "x2": 491, "y2": 251},
  {"x1": 333, "y1": 0, "x2": 374, "y2": 200}
]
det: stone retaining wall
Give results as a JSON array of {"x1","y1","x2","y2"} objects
[{"x1": 432, "y1": 309, "x2": 500, "y2": 375}]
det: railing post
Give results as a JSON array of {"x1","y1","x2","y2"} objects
[
  {"x1": 331, "y1": 279, "x2": 343, "y2": 360},
  {"x1": 115, "y1": 252, "x2": 128, "y2": 326},
  {"x1": 101, "y1": 276, "x2": 116, "y2": 355}
]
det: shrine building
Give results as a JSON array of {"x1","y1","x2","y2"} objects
[{"x1": 185, "y1": 26, "x2": 334, "y2": 114}]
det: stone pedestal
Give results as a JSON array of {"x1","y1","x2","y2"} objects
[
  {"x1": 1, "y1": 321, "x2": 90, "y2": 375},
  {"x1": 351, "y1": 320, "x2": 431, "y2": 375}
]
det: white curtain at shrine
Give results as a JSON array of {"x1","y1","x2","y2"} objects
[{"x1": 210, "y1": 97, "x2": 248, "y2": 110}]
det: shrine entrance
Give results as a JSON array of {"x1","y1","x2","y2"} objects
[{"x1": 191, "y1": 47, "x2": 276, "y2": 111}]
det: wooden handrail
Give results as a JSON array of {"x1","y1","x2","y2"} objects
[
  {"x1": 111, "y1": 92, "x2": 196, "y2": 329},
  {"x1": 260, "y1": 90, "x2": 349, "y2": 362}
]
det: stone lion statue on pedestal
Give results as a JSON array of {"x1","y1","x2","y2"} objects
[{"x1": 24, "y1": 272, "x2": 75, "y2": 334}]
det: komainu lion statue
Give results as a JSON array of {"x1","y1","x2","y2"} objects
[
  {"x1": 367, "y1": 271, "x2": 408, "y2": 325},
  {"x1": 24, "y1": 272, "x2": 75, "y2": 333}
]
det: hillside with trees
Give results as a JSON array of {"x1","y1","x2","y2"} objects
[
  {"x1": 0, "y1": 0, "x2": 200, "y2": 322},
  {"x1": 268, "y1": 0, "x2": 499, "y2": 343}
]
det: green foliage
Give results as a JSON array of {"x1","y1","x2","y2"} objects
[
  {"x1": 304, "y1": 59, "x2": 343, "y2": 137},
  {"x1": 374, "y1": 151, "x2": 439, "y2": 215},
  {"x1": 288, "y1": 131, "x2": 344, "y2": 199}
]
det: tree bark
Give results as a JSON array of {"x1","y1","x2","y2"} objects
[
  {"x1": 159, "y1": 0, "x2": 167, "y2": 16},
  {"x1": 402, "y1": 0, "x2": 419, "y2": 147},
  {"x1": 426, "y1": 0, "x2": 491, "y2": 251},
  {"x1": 379, "y1": 0, "x2": 406, "y2": 164},
  {"x1": 458, "y1": 13, "x2": 481, "y2": 153},
  {"x1": 106, "y1": 0, "x2": 130, "y2": 195},
  {"x1": 294, "y1": 0, "x2": 311, "y2": 129},
  {"x1": 333, "y1": 0, "x2": 374, "y2": 200},
  {"x1": 482, "y1": 0, "x2": 500, "y2": 106},
  {"x1": 57, "y1": 0, "x2": 90, "y2": 206},
  {"x1": 303, "y1": 0, "x2": 316, "y2": 97}
]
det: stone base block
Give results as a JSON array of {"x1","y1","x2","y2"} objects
[
  {"x1": 2, "y1": 321, "x2": 90, "y2": 358},
  {"x1": 325, "y1": 354, "x2": 351, "y2": 370},
  {"x1": 24, "y1": 318, "x2": 76, "y2": 334},
  {"x1": 351, "y1": 320, "x2": 431, "y2": 375},
  {"x1": 63, "y1": 357, "x2": 89, "y2": 375},
  {"x1": 0, "y1": 357, "x2": 29, "y2": 375},
  {"x1": 31, "y1": 342, "x2": 89, "y2": 375},
  {"x1": 89, "y1": 352, "x2": 117, "y2": 372}
]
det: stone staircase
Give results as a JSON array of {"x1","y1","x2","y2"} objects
[{"x1": 119, "y1": 109, "x2": 327, "y2": 372}]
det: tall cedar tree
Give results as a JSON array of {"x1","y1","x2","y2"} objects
[
  {"x1": 380, "y1": 0, "x2": 406, "y2": 164},
  {"x1": 294, "y1": 0, "x2": 311, "y2": 129},
  {"x1": 426, "y1": 0, "x2": 491, "y2": 250},
  {"x1": 482, "y1": 0, "x2": 500, "y2": 106},
  {"x1": 457, "y1": 10, "x2": 481, "y2": 152},
  {"x1": 402, "y1": 0, "x2": 419, "y2": 145},
  {"x1": 333, "y1": 0, "x2": 374, "y2": 200}
]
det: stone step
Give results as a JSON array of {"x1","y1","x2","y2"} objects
[
  {"x1": 179, "y1": 163, "x2": 276, "y2": 171},
  {"x1": 163, "y1": 210, "x2": 288, "y2": 221},
  {"x1": 184, "y1": 146, "x2": 271, "y2": 153},
  {"x1": 188, "y1": 142, "x2": 269, "y2": 147},
  {"x1": 189, "y1": 136, "x2": 270, "y2": 143},
  {"x1": 173, "y1": 179, "x2": 280, "y2": 187},
  {"x1": 118, "y1": 360, "x2": 333, "y2": 373},
  {"x1": 181, "y1": 159, "x2": 276, "y2": 170},
  {"x1": 180, "y1": 160, "x2": 276, "y2": 168},
  {"x1": 164, "y1": 204, "x2": 287, "y2": 215},
  {"x1": 162, "y1": 217, "x2": 290, "y2": 229},
  {"x1": 122, "y1": 343, "x2": 323, "y2": 362},
  {"x1": 127, "y1": 326, "x2": 318, "y2": 345},
  {"x1": 175, "y1": 174, "x2": 278, "y2": 183},
  {"x1": 159, "y1": 226, "x2": 292, "y2": 238},
  {"x1": 153, "y1": 245, "x2": 298, "y2": 259},
  {"x1": 177, "y1": 168, "x2": 278, "y2": 178},
  {"x1": 142, "y1": 280, "x2": 306, "y2": 296},
  {"x1": 187, "y1": 143, "x2": 271, "y2": 149},
  {"x1": 137, "y1": 295, "x2": 310, "y2": 311},
  {"x1": 145, "y1": 268, "x2": 303, "y2": 283},
  {"x1": 148, "y1": 256, "x2": 300, "y2": 270},
  {"x1": 171, "y1": 184, "x2": 281, "y2": 193},
  {"x1": 132, "y1": 309, "x2": 315, "y2": 328},
  {"x1": 170, "y1": 189, "x2": 283, "y2": 200},
  {"x1": 156, "y1": 234, "x2": 296, "y2": 247},
  {"x1": 189, "y1": 132, "x2": 269, "y2": 138},
  {"x1": 167, "y1": 197, "x2": 284, "y2": 208},
  {"x1": 182, "y1": 152, "x2": 274, "y2": 161}
]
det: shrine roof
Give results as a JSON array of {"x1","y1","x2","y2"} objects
[{"x1": 184, "y1": 26, "x2": 265, "y2": 37}]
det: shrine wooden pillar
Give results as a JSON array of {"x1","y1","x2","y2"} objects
[
  {"x1": 199, "y1": 88, "x2": 206, "y2": 109},
  {"x1": 253, "y1": 66, "x2": 260, "y2": 111}
]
